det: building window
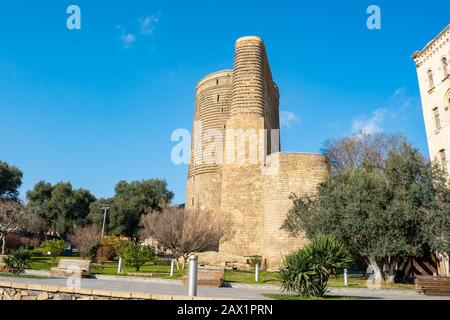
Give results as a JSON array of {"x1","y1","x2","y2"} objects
[
  {"x1": 191, "y1": 197, "x2": 194, "y2": 206},
  {"x1": 216, "y1": 79, "x2": 219, "y2": 85},
  {"x1": 443, "y1": 57, "x2": 448, "y2": 77},
  {"x1": 433, "y1": 107, "x2": 441, "y2": 130},
  {"x1": 439, "y1": 149, "x2": 448, "y2": 172},
  {"x1": 217, "y1": 95, "x2": 220, "y2": 102},
  {"x1": 428, "y1": 69, "x2": 435, "y2": 89}
]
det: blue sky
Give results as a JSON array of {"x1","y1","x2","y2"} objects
[{"x1": 1, "y1": 0, "x2": 449, "y2": 204}]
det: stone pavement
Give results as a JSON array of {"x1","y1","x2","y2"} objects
[{"x1": 1, "y1": 275, "x2": 449, "y2": 300}]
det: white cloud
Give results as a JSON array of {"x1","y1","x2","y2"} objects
[
  {"x1": 280, "y1": 111, "x2": 299, "y2": 128},
  {"x1": 117, "y1": 26, "x2": 136, "y2": 48},
  {"x1": 351, "y1": 88, "x2": 419, "y2": 135},
  {"x1": 139, "y1": 14, "x2": 160, "y2": 35},
  {"x1": 352, "y1": 108, "x2": 386, "y2": 135}
]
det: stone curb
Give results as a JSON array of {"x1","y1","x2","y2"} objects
[{"x1": 329, "y1": 287, "x2": 419, "y2": 296}]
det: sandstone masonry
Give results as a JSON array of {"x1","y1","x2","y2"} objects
[{"x1": 185, "y1": 36, "x2": 329, "y2": 270}]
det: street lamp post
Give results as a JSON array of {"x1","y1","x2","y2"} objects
[{"x1": 101, "y1": 204, "x2": 109, "y2": 238}]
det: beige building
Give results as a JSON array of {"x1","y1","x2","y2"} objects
[
  {"x1": 412, "y1": 24, "x2": 450, "y2": 276},
  {"x1": 185, "y1": 36, "x2": 329, "y2": 270},
  {"x1": 412, "y1": 24, "x2": 450, "y2": 173}
]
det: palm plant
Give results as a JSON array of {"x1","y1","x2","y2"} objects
[
  {"x1": 4, "y1": 248, "x2": 32, "y2": 274},
  {"x1": 279, "y1": 235, "x2": 351, "y2": 298}
]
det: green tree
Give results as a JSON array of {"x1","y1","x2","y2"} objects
[
  {"x1": 41, "y1": 239, "x2": 67, "y2": 262},
  {"x1": 26, "y1": 181, "x2": 96, "y2": 236},
  {"x1": 283, "y1": 140, "x2": 450, "y2": 283},
  {"x1": 279, "y1": 236, "x2": 351, "y2": 298},
  {"x1": 88, "y1": 179, "x2": 174, "y2": 239},
  {"x1": 0, "y1": 161, "x2": 23, "y2": 201},
  {"x1": 119, "y1": 242, "x2": 155, "y2": 271}
]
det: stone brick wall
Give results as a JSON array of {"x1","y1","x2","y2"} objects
[
  {"x1": 185, "y1": 36, "x2": 329, "y2": 270},
  {"x1": 263, "y1": 153, "x2": 329, "y2": 269},
  {"x1": 0, "y1": 280, "x2": 217, "y2": 300}
]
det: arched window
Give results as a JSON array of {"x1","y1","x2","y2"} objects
[
  {"x1": 428, "y1": 69, "x2": 435, "y2": 89},
  {"x1": 443, "y1": 57, "x2": 448, "y2": 77}
]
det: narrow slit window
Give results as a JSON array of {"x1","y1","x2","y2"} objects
[
  {"x1": 442, "y1": 57, "x2": 448, "y2": 77},
  {"x1": 433, "y1": 107, "x2": 441, "y2": 130},
  {"x1": 439, "y1": 149, "x2": 447, "y2": 172},
  {"x1": 217, "y1": 95, "x2": 220, "y2": 102},
  {"x1": 428, "y1": 70, "x2": 435, "y2": 89}
]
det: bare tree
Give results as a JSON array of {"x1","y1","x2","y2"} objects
[
  {"x1": 0, "y1": 200, "x2": 27, "y2": 255},
  {"x1": 322, "y1": 132, "x2": 405, "y2": 173},
  {"x1": 141, "y1": 207, "x2": 227, "y2": 269},
  {"x1": 69, "y1": 224, "x2": 102, "y2": 258}
]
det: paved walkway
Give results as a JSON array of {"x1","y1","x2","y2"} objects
[{"x1": 1, "y1": 276, "x2": 449, "y2": 300}]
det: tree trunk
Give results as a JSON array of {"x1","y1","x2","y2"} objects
[
  {"x1": 1, "y1": 234, "x2": 6, "y2": 255},
  {"x1": 385, "y1": 259, "x2": 396, "y2": 284},
  {"x1": 368, "y1": 257, "x2": 383, "y2": 285}
]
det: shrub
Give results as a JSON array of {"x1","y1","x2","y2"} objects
[
  {"x1": 247, "y1": 256, "x2": 262, "y2": 268},
  {"x1": 279, "y1": 235, "x2": 351, "y2": 298},
  {"x1": 119, "y1": 242, "x2": 155, "y2": 271},
  {"x1": 6, "y1": 234, "x2": 41, "y2": 252},
  {"x1": 154, "y1": 257, "x2": 172, "y2": 266},
  {"x1": 96, "y1": 246, "x2": 114, "y2": 265},
  {"x1": 69, "y1": 225, "x2": 101, "y2": 259},
  {"x1": 41, "y1": 239, "x2": 66, "y2": 262},
  {"x1": 4, "y1": 248, "x2": 32, "y2": 274},
  {"x1": 100, "y1": 236, "x2": 125, "y2": 260}
]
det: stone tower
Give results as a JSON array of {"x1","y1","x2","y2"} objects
[
  {"x1": 186, "y1": 36, "x2": 329, "y2": 269},
  {"x1": 412, "y1": 24, "x2": 450, "y2": 174}
]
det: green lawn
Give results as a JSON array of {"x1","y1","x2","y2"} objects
[
  {"x1": 29, "y1": 255, "x2": 186, "y2": 278},
  {"x1": 223, "y1": 270, "x2": 279, "y2": 284},
  {"x1": 263, "y1": 294, "x2": 362, "y2": 300},
  {"x1": 26, "y1": 256, "x2": 415, "y2": 290},
  {"x1": 327, "y1": 276, "x2": 414, "y2": 290}
]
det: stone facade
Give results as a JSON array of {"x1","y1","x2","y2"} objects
[
  {"x1": 412, "y1": 24, "x2": 450, "y2": 277},
  {"x1": 185, "y1": 36, "x2": 329, "y2": 270},
  {"x1": 412, "y1": 24, "x2": 450, "y2": 173}
]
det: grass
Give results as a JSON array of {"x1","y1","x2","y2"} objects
[
  {"x1": 25, "y1": 255, "x2": 415, "y2": 290},
  {"x1": 223, "y1": 269, "x2": 279, "y2": 284},
  {"x1": 263, "y1": 294, "x2": 362, "y2": 300},
  {"x1": 328, "y1": 276, "x2": 414, "y2": 290},
  {"x1": 90, "y1": 261, "x2": 186, "y2": 278}
]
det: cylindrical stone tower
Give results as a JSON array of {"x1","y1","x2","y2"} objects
[
  {"x1": 219, "y1": 36, "x2": 275, "y2": 257},
  {"x1": 185, "y1": 70, "x2": 232, "y2": 214}
]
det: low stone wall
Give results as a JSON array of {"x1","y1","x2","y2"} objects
[{"x1": 0, "y1": 280, "x2": 217, "y2": 300}]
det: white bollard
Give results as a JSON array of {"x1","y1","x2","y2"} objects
[
  {"x1": 255, "y1": 264, "x2": 260, "y2": 282},
  {"x1": 188, "y1": 256, "x2": 198, "y2": 297},
  {"x1": 117, "y1": 257, "x2": 123, "y2": 274},
  {"x1": 344, "y1": 268, "x2": 348, "y2": 286},
  {"x1": 170, "y1": 259, "x2": 175, "y2": 277}
]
